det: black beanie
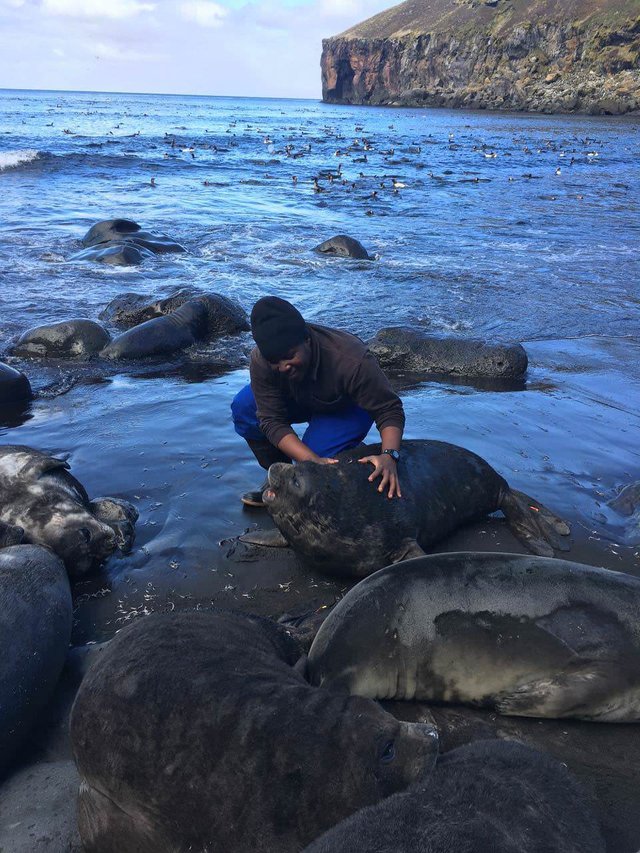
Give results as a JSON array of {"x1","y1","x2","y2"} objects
[{"x1": 251, "y1": 296, "x2": 308, "y2": 362}]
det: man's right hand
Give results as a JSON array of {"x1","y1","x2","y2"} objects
[{"x1": 316, "y1": 457, "x2": 339, "y2": 465}]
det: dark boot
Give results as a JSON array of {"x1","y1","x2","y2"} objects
[{"x1": 241, "y1": 440, "x2": 291, "y2": 507}]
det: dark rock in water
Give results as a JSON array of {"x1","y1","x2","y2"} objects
[
  {"x1": 304, "y1": 740, "x2": 605, "y2": 853},
  {"x1": 314, "y1": 235, "x2": 373, "y2": 260},
  {"x1": 0, "y1": 545, "x2": 72, "y2": 778},
  {"x1": 0, "y1": 445, "x2": 138, "y2": 578},
  {"x1": 11, "y1": 319, "x2": 111, "y2": 360},
  {"x1": 0, "y1": 361, "x2": 32, "y2": 403},
  {"x1": 0, "y1": 759, "x2": 83, "y2": 852},
  {"x1": 70, "y1": 610, "x2": 438, "y2": 853},
  {"x1": 609, "y1": 482, "x2": 640, "y2": 518},
  {"x1": 101, "y1": 294, "x2": 250, "y2": 360},
  {"x1": 99, "y1": 288, "x2": 198, "y2": 327},
  {"x1": 69, "y1": 241, "x2": 154, "y2": 266},
  {"x1": 369, "y1": 327, "x2": 528, "y2": 379},
  {"x1": 81, "y1": 218, "x2": 186, "y2": 254}
]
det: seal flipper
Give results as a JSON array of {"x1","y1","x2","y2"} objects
[
  {"x1": 500, "y1": 488, "x2": 570, "y2": 556},
  {"x1": 390, "y1": 538, "x2": 426, "y2": 563},
  {"x1": 238, "y1": 528, "x2": 290, "y2": 548},
  {"x1": 495, "y1": 660, "x2": 626, "y2": 720}
]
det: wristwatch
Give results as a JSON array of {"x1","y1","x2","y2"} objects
[{"x1": 382, "y1": 449, "x2": 400, "y2": 462}]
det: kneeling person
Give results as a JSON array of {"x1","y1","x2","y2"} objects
[{"x1": 232, "y1": 297, "x2": 404, "y2": 506}]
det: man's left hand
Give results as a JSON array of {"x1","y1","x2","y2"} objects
[{"x1": 358, "y1": 454, "x2": 402, "y2": 499}]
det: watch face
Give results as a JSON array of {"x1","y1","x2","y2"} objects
[{"x1": 385, "y1": 449, "x2": 400, "y2": 461}]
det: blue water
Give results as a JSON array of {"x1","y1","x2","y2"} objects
[{"x1": 1, "y1": 89, "x2": 639, "y2": 641}]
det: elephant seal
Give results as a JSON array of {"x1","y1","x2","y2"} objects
[
  {"x1": 307, "y1": 552, "x2": 640, "y2": 722},
  {"x1": 368, "y1": 327, "x2": 528, "y2": 379},
  {"x1": 0, "y1": 361, "x2": 32, "y2": 403},
  {"x1": 69, "y1": 242, "x2": 154, "y2": 266},
  {"x1": 11, "y1": 320, "x2": 111, "y2": 359},
  {"x1": 304, "y1": 740, "x2": 605, "y2": 853},
  {"x1": 101, "y1": 293, "x2": 249, "y2": 360},
  {"x1": 0, "y1": 446, "x2": 138, "y2": 578},
  {"x1": 314, "y1": 234, "x2": 373, "y2": 260},
  {"x1": 245, "y1": 440, "x2": 569, "y2": 577},
  {"x1": 81, "y1": 218, "x2": 186, "y2": 254},
  {"x1": 71, "y1": 610, "x2": 438, "y2": 853},
  {"x1": 0, "y1": 545, "x2": 72, "y2": 776},
  {"x1": 98, "y1": 288, "x2": 197, "y2": 327}
]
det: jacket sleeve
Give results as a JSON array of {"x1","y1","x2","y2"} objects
[
  {"x1": 249, "y1": 352, "x2": 296, "y2": 447},
  {"x1": 345, "y1": 351, "x2": 405, "y2": 434}
]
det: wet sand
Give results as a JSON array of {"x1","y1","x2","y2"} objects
[{"x1": 0, "y1": 333, "x2": 639, "y2": 850}]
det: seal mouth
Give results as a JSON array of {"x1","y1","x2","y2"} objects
[{"x1": 263, "y1": 487, "x2": 276, "y2": 505}]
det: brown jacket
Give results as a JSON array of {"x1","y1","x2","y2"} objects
[{"x1": 249, "y1": 323, "x2": 405, "y2": 447}]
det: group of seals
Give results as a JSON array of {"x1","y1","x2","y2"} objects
[
  {"x1": 244, "y1": 439, "x2": 570, "y2": 575},
  {"x1": 0, "y1": 445, "x2": 137, "y2": 578},
  {"x1": 70, "y1": 609, "x2": 439, "y2": 853},
  {"x1": 306, "y1": 552, "x2": 640, "y2": 722},
  {"x1": 0, "y1": 545, "x2": 72, "y2": 776},
  {"x1": 69, "y1": 218, "x2": 186, "y2": 266}
]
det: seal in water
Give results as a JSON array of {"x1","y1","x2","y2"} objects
[
  {"x1": 100, "y1": 293, "x2": 249, "y2": 360},
  {"x1": 243, "y1": 440, "x2": 569, "y2": 577},
  {"x1": 11, "y1": 320, "x2": 111, "y2": 359},
  {"x1": 81, "y1": 218, "x2": 186, "y2": 254},
  {"x1": 0, "y1": 545, "x2": 72, "y2": 776},
  {"x1": 314, "y1": 234, "x2": 373, "y2": 260},
  {"x1": 368, "y1": 327, "x2": 528, "y2": 380},
  {"x1": 0, "y1": 361, "x2": 32, "y2": 403},
  {"x1": 71, "y1": 610, "x2": 438, "y2": 853},
  {"x1": 303, "y1": 739, "x2": 605, "y2": 853},
  {"x1": 306, "y1": 551, "x2": 640, "y2": 722},
  {"x1": 0, "y1": 446, "x2": 138, "y2": 578}
]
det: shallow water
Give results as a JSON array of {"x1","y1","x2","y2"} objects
[{"x1": 0, "y1": 90, "x2": 639, "y2": 643}]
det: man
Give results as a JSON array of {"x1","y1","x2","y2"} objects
[{"x1": 231, "y1": 296, "x2": 404, "y2": 506}]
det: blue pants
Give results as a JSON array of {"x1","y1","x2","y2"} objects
[{"x1": 231, "y1": 384, "x2": 373, "y2": 458}]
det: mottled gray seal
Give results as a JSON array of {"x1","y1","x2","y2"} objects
[
  {"x1": 81, "y1": 218, "x2": 186, "y2": 254},
  {"x1": 0, "y1": 446, "x2": 137, "y2": 578},
  {"x1": 98, "y1": 288, "x2": 197, "y2": 327},
  {"x1": 368, "y1": 327, "x2": 528, "y2": 380},
  {"x1": 71, "y1": 610, "x2": 438, "y2": 853},
  {"x1": 307, "y1": 552, "x2": 640, "y2": 721},
  {"x1": 0, "y1": 545, "x2": 72, "y2": 776},
  {"x1": 70, "y1": 242, "x2": 154, "y2": 266},
  {"x1": 303, "y1": 740, "x2": 605, "y2": 853},
  {"x1": 11, "y1": 320, "x2": 111, "y2": 359},
  {"x1": 314, "y1": 234, "x2": 373, "y2": 260},
  {"x1": 100, "y1": 293, "x2": 249, "y2": 360},
  {"x1": 0, "y1": 361, "x2": 32, "y2": 403},
  {"x1": 245, "y1": 440, "x2": 569, "y2": 577}
]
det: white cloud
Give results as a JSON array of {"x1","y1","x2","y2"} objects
[
  {"x1": 180, "y1": 0, "x2": 226, "y2": 28},
  {"x1": 42, "y1": 0, "x2": 156, "y2": 20},
  {"x1": 93, "y1": 40, "x2": 164, "y2": 61}
]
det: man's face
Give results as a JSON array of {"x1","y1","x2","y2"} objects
[{"x1": 269, "y1": 339, "x2": 311, "y2": 383}]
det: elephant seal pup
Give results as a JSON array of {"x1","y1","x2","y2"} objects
[
  {"x1": 98, "y1": 288, "x2": 197, "y2": 327},
  {"x1": 0, "y1": 446, "x2": 138, "y2": 578},
  {"x1": 246, "y1": 439, "x2": 569, "y2": 577},
  {"x1": 0, "y1": 545, "x2": 72, "y2": 776},
  {"x1": 307, "y1": 552, "x2": 640, "y2": 722},
  {"x1": 303, "y1": 740, "x2": 605, "y2": 853},
  {"x1": 11, "y1": 320, "x2": 111, "y2": 359},
  {"x1": 314, "y1": 234, "x2": 373, "y2": 260},
  {"x1": 101, "y1": 293, "x2": 249, "y2": 360},
  {"x1": 369, "y1": 327, "x2": 528, "y2": 379},
  {"x1": 0, "y1": 361, "x2": 32, "y2": 403},
  {"x1": 81, "y1": 218, "x2": 186, "y2": 254},
  {"x1": 71, "y1": 610, "x2": 438, "y2": 853}
]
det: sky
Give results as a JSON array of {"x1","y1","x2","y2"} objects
[{"x1": 0, "y1": 0, "x2": 394, "y2": 98}]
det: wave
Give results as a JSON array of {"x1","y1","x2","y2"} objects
[{"x1": 0, "y1": 149, "x2": 42, "y2": 172}]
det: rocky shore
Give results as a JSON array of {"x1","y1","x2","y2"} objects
[{"x1": 321, "y1": 0, "x2": 640, "y2": 114}]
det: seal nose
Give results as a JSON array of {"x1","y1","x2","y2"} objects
[{"x1": 267, "y1": 462, "x2": 292, "y2": 489}]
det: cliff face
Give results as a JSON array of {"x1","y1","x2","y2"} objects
[{"x1": 321, "y1": 0, "x2": 640, "y2": 114}]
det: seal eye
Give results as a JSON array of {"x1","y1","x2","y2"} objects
[
  {"x1": 292, "y1": 475, "x2": 301, "y2": 489},
  {"x1": 379, "y1": 740, "x2": 395, "y2": 764},
  {"x1": 78, "y1": 527, "x2": 92, "y2": 543}
]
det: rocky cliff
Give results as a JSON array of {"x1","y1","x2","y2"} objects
[{"x1": 321, "y1": 0, "x2": 640, "y2": 114}]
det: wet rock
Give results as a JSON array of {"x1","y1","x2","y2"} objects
[
  {"x1": 368, "y1": 327, "x2": 528, "y2": 379},
  {"x1": 0, "y1": 361, "x2": 32, "y2": 403},
  {"x1": 81, "y1": 218, "x2": 186, "y2": 254},
  {"x1": 11, "y1": 320, "x2": 111, "y2": 360},
  {"x1": 314, "y1": 235, "x2": 373, "y2": 260}
]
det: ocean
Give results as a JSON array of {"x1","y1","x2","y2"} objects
[{"x1": 0, "y1": 88, "x2": 639, "y2": 641}]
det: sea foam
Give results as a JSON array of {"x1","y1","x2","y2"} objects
[{"x1": 0, "y1": 149, "x2": 41, "y2": 171}]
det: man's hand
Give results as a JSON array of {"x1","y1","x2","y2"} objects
[
  {"x1": 315, "y1": 457, "x2": 339, "y2": 465},
  {"x1": 358, "y1": 454, "x2": 402, "y2": 499}
]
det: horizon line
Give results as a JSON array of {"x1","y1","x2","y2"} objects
[{"x1": 0, "y1": 86, "x2": 322, "y2": 101}]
